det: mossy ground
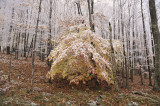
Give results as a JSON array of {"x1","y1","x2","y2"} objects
[{"x1": 0, "y1": 54, "x2": 160, "y2": 105}]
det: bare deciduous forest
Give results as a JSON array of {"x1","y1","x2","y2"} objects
[{"x1": 0, "y1": 0, "x2": 160, "y2": 105}]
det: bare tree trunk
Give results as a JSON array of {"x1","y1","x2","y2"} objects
[
  {"x1": 150, "y1": 29, "x2": 155, "y2": 68},
  {"x1": 7, "y1": 8, "x2": 15, "y2": 55},
  {"x1": 113, "y1": 0, "x2": 116, "y2": 39},
  {"x1": 126, "y1": 33, "x2": 129, "y2": 89},
  {"x1": 7, "y1": 46, "x2": 10, "y2": 55},
  {"x1": 130, "y1": 0, "x2": 136, "y2": 83},
  {"x1": 8, "y1": 28, "x2": 15, "y2": 82},
  {"x1": 0, "y1": 27, "x2": 4, "y2": 58},
  {"x1": 126, "y1": 1, "x2": 131, "y2": 89},
  {"x1": 24, "y1": 9, "x2": 29, "y2": 58},
  {"x1": 149, "y1": 0, "x2": 160, "y2": 91},
  {"x1": 109, "y1": 22, "x2": 119, "y2": 92},
  {"x1": 47, "y1": 0, "x2": 53, "y2": 67},
  {"x1": 21, "y1": 35, "x2": 24, "y2": 57},
  {"x1": 140, "y1": 66, "x2": 144, "y2": 85},
  {"x1": 120, "y1": 0, "x2": 125, "y2": 79},
  {"x1": 8, "y1": 49, "x2": 12, "y2": 82},
  {"x1": 15, "y1": 33, "x2": 18, "y2": 59},
  {"x1": 26, "y1": 32, "x2": 29, "y2": 60},
  {"x1": 23, "y1": 33, "x2": 27, "y2": 57},
  {"x1": 30, "y1": 0, "x2": 42, "y2": 91},
  {"x1": 87, "y1": 0, "x2": 95, "y2": 32},
  {"x1": 26, "y1": 36, "x2": 34, "y2": 60},
  {"x1": 8, "y1": 7, "x2": 15, "y2": 81},
  {"x1": 17, "y1": 33, "x2": 21, "y2": 59},
  {"x1": 141, "y1": 0, "x2": 152, "y2": 86},
  {"x1": 75, "y1": 1, "x2": 83, "y2": 16}
]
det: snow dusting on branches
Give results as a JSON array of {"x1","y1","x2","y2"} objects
[{"x1": 47, "y1": 24, "x2": 123, "y2": 85}]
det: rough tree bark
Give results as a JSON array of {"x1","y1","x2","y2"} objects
[
  {"x1": 113, "y1": 0, "x2": 116, "y2": 39},
  {"x1": 23, "y1": 9, "x2": 29, "y2": 58},
  {"x1": 120, "y1": 0, "x2": 125, "y2": 79},
  {"x1": 141, "y1": 0, "x2": 152, "y2": 86},
  {"x1": 30, "y1": 0, "x2": 42, "y2": 91},
  {"x1": 126, "y1": 1, "x2": 131, "y2": 89},
  {"x1": 130, "y1": 0, "x2": 136, "y2": 83},
  {"x1": 8, "y1": 7, "x2": 15, "y2": 81},
  {"x1": 47, "y1": 0, "x2": 53, "y2": 67},
  {"x1": 149, "y1": 0, "x2": 160, "y2": 91},
  {"x1": 87, "y1": 0, "x2": 95, "y2": 32},
  {"x1": 109, "y1": 22, "x2": 119, "y2": 92}
]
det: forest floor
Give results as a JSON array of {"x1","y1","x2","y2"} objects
[{"x1": 0, "y1": 53, "x2": 160, "y2": 105}]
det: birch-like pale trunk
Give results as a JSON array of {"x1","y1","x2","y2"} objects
[{"x1": 126, "y1": 0, "x2": 132, "y2": 89}]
